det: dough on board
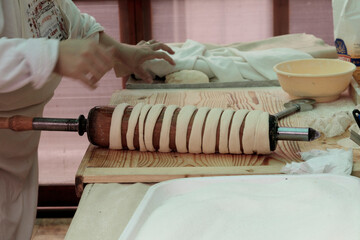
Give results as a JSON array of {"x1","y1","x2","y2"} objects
[
  {"x1": 176, "y1": 105, "x2": 197, "y2": 153},
  {"x1": 202, "y1": 108, "x2": 223, "y2": 154},
  {"x1": 138, "y1": 104, "x2": 152, "y2": 151},
  {"x1": 109, "y1": 103, "x2": 129, "y2": 149},
  {"x1": 218, "y1": 109, "x2": 235, "y2": 154},
  {"x1": 228, "y1": 109, "x2": 249, "y2": 154},
  {"x1": 126, "y1": 103, "x2": 145, "y2": 150},
  {"x1": 188, "y1": 107, "x2": 211, "y2": 153},
  {"x1": 159, "y1": 105, "x2": 179, "y2": 153},
  {"x1": 109, "y1": 103, "x2": 271, "y2": 154},
  {"x1": 165, "y1": 70, "x2": 210, "y2": 84},
  {"x1": 144, "y1": 104, "x2": 165, "y2": 151}
]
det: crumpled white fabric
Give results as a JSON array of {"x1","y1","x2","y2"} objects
[
  {"x1": 141, "y1": 39, "x2": 313, "y2": 82},
  {"x1": 281, "y1": 149, "x2": 353, "y2": 175}
]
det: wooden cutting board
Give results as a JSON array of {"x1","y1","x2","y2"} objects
[{"x1": 75, "y1": 87, "x2": 360, "y2": 196}]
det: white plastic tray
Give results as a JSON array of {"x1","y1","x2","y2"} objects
[{"x1": 119, "y1": 174, "x2": 360, "y2": 240}]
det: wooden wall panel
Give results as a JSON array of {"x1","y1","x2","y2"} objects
[
  {"x1": 151, "y1": 0, "x2": 274, "y2": 44},
  {"x1": 289, "y1": 0, "x2": 333, "y2": 45}
]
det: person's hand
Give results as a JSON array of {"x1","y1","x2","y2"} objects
[
  {"x1": 115, "y1": 40, "x2": 175, "y2": 83},
  {"x1": 54, "y1": 39, "x2": 115, "y2": 89}
]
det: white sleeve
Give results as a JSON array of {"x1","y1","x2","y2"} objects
[
  {"x1": 0, "y1": 37, "x2": 59, "y2": 93},
  {"x1": 59, "y1": 0, "x2": 104, "y2": 41}
]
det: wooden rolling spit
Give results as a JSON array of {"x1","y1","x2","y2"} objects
[{"x1": 0, "y1": 106, "x2": 319, "y2": 153}]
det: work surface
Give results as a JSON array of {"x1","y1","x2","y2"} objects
[{"x1": 75, "y1": 87, "x2": 360, "y2": 196}]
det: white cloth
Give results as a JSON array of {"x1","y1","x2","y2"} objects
[
  {"x1": 281, "y1": 149, "x2": 353, "y2": 175},
  {"x1": 0, "y1": 1, "x2": 103, "y2": 239},
  {"x1": 142, "y1": 39, "x2": 313, "y2": 82},
  {"x1": 122, "y1": 175, "x2": 360, "y2": 240}
]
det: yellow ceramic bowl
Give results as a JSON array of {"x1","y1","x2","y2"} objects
[{"x1": 274, "y1": 59, "x2": 356, "y2": 102}]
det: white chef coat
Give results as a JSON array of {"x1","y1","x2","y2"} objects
[{"x1": 0, "y1": 1, "x2": 103, "y2": 239}]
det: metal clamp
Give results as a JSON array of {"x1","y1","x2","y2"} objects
[{"x1": 273, "y1": 99, "x2": 316, "y2": 120}]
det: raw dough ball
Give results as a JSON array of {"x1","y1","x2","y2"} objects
[{"x1": 165, "y1": 70, "x2": 209, "y2": 84}]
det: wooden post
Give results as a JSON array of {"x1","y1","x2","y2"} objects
[
  {"x1": 118, "y1": 0, "x2": 152, "y2": 87},
  {"x1": 135, "y1": 0, "x2": 152, "y2": 42},
  {"x1": 273, "y1": 0, "x2": 289, "y2": 36},
  {"x1": 118, "y1": 0, "x2": 152, "y2": 44},
  {"x1": 118, "y1": 0, "x2": 136, "y2": 44}
]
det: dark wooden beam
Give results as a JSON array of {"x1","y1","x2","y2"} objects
[
  {"x1": 135, "y1": 0, "x2": 152, "y2": 42},
  {"x1": 273, "y1": 0, "x2": 289, "y2": 36},
  {"x1": 38, "y1": 184, "x2": 79, "y2": 207},
  {"x1": 37, "y1": 184, "x2": 79, "y2": 218},
  {"x1": 118, "y1": 0, "x2": 152, "y2": 44},
  {"x1": 119, "y1": 0, "x2": 137, "y2": 44}
]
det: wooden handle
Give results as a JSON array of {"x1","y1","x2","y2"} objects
[
  {"x1": 86, "y1": 106, "x2": 277, "y2": 151},
  {"x1": 0, "y1": 116, "x2": 34, "y2": 131}
]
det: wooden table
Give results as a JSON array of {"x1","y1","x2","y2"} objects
[
  {"x1": 75, "y1": 87, "x2": 360, "y2": 197},
  {"x1": 67, "y1": 87, "x2": 360, "y2": 240}
]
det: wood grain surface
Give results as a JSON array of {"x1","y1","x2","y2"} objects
[{"x1": 75, "y1": 87, "x2": 360, "y2": 196}]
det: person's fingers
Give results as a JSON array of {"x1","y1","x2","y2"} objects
[
  {"x1": 149, "y1": 43, "x2": 175, "y2": 54},
  {"x1": 83, "y1": 46, "x2": 114, "y2": 82},
  {"x1": 140, "y1": 51, "x2": 175, "y2": 66},
  {"x1": 137, "y1": 40, "x2": 147, "y2": 46},
  {"x1": 94, "y1": 55, "x2": 113, "y2": 75},
  {"x1": 78, "y1": 73, "x2": 98, "y2": 89},
  {"x1": 86, "y1": 58, "x2": 109, "y2": 79},
  {"x1": 87, "y1": 65, "x2": 103, "y2": 82},
  {"x1": 94, "y1": 46, "x2": 115, "y2": 69},
  {"x1": 55, "y1": 39, "x2": 114, "y2": 88},
  {"x1": 80, "y1": 49, "x2": 105, "y2": 74},
  {"x1": 89, "y1": 75, "x2": 100, "y2": 88},
  {"x1": 134, "y1": 67, "x2": 153, "y2": 83},
  {"x1": 146, "y1": 39, "x2": 158, "y2": 45},
  {"x1": 138, "y1": 40, "x2": 158, "y2": 46},
  {"x1": 79, "y1": 55, "x2": 106, "y2": 82},
  {"x1": 106, "y1": 46, "x2": 117, "y2": 63}
]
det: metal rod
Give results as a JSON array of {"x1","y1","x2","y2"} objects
[
  {"x1": 32, "y1": 115, "x2": 86, "y2": 136},
  {"x1": 273, "y1": 104, "x2": 300, "y2": 119},
  {"x1": 350, "y1": 130, "x2": 360, "y2": 146},
  {"x1": 277, "y1": 127, "x2": 320, "y2": 141}
]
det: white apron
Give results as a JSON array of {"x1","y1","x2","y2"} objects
[
  {"x1": 0, "y1": 1, "x2": 62, "y2": 239},
  {"x1": 0, "y1": 0, "x2": 102, "y2": 239},
  {"x1": 0, "y1": 79, "x2": 60, "y2": 240}
]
